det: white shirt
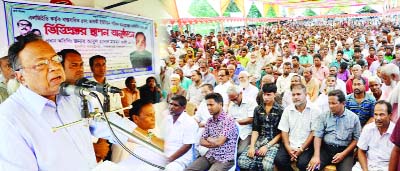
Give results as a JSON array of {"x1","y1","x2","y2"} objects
[
  {"x1": 228, "y1": 98, "x2": 257, "y2": 140},
  {"x1": 187, "y1": 83, "x2": 203, "y2": 106},
  {"x1": 193, "y1": 100, "x2": 211, "y2": 125},
  {"x1": 315, "y1": 93, "x2": 329, "y2": 114},
  {"x1": 319, "y1": 78, "x2": 346, "y2": 95},
  {"x1": 163, "y1": 111, "x2": 198, "y2": 165},
  {"x1": 276, "y1": 73, "x2": 295, "y2": 94},
  {"x1": 357, "y1": 122, "x2": 395, "y2": 168},
  {"x1": 389, "y1": 82, "x2": 400, "y2": 122},
  {"x1": 369, "y1": 60, "x2": 382, "y2": 76},
  {"x1": 241, "y1": 84, "x2": 259, "y2": 100},
  {"x1": 182, "y1": 64, "x2": 199, "y2": 77},
  {"x1": 278, "y1": 102, "x2": 321, "y2": 148},
  {"x1": 214, "y1": 81, "x2": 233, "y2": 112}
]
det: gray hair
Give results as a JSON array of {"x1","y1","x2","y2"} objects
[
  {"x1": 352, "y1": 64, "x2": 362, "y2": 70},
  {"x1": 239, "y1": 70, "x2": 250, "y2": 77},
  {"x1": 368, "y1": 75, "x2": 382, "y2": 84},
  {"x1": 262, "y1": 74, "x2": 275, "y2": 83},
  {"x1": 381, "y1": 63, "x2": 400, "y2": 76},
  {"x1": 226, "y1": 85, "x2": 241, "y2": 95}
]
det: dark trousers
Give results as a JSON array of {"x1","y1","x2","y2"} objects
[
  {"x1": 319, "y1": 143, "x2": 354, "y2": 171},
  {"x1": 274, "y1": 144, "x2": 313, "y2": 171}
]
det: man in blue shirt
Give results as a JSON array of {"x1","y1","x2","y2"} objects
[
  {"x1": 0, "y1": 33, "x2": 136, "y2": 170},
  {"x1": 345, "y1": 77, "x2": 376, "y2": 127},
  {"x1": 308, "y1": 89, "x2": 361, "y2": 171}
]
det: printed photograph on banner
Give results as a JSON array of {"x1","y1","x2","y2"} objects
[{"x1": 5, "y1": 1, "x2": 155, "y2": 79}]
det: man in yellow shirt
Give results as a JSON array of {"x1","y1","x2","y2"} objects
[{"x1": 236, "y1": 48, "x2": 250, "y2": 67}]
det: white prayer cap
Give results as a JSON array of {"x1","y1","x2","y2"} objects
[{"x1": 0, "y1": 46, "x2": 8, "y2": 59}]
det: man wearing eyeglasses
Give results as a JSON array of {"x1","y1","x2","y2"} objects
[
  {"x1": 163, "y1": 95, "x2": 198, "y2": 171},
  {"x1": 226, "y1": 85, "x2": 257, "y2": 156},
  {"x1": 0, "y1": 33, "x2": 136, "y2": 170},
  {"x1": 214, "y1": 69, "x2": 233, "y2": 112}
]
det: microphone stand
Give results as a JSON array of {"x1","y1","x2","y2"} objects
[
  {"x1": 81, "y1": 96, "x2": 89, "y2": 118},
  {"x1": 102, "y1": 85, "x2": 111, "y2": 113}
]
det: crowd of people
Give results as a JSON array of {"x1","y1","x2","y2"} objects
[
  {"x1": 2, "y1": 16, "x2": 400, "y2": 171},
  {"x1": 154, "y1": 17, "x2": 400, "y2": 171}
]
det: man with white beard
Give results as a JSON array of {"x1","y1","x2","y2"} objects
[
  {"x1": 238, "y1": 71, "x2": 259, "y2": 100},
  {"x1": 0, "y1": 48, "x2": 19, "y2": 103},
  {"x1": 380, "y1": 63, "x2": 399, "y2": 100}
]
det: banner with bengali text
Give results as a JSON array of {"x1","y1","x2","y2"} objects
[{"x1": 2, "y1": 0, "x2": 155, "y2": 80}]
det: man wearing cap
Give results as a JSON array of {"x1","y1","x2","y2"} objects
[{"x1": 0, "y1": 48, "x2": 11, "y2": 103}]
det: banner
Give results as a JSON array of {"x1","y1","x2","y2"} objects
[{"x1": 2, "y1": 0, "x2": 155, "y2": 80}]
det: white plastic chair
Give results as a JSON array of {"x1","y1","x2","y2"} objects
[{"x1": 228, "y1": 122, "x2": 240, "y2": 171}]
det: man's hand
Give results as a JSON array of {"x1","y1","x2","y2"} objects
[
  {"x1": 166, "y1": 156, "x2": 175, "y2": 163},
  {"x1": 332, "y1": 152, "x2": 345, "y2": 163},
  {"x1": 307, "y1": 156, "x2": 321, "y2": 171},
  {"x1": 289, "y1": 148, "x2": 298, "y2": 161},
  {"x1": 93, "y1": 139, "x2": 110, "y2": 162},
  {"x1": 293, "y1": 148, "x2": 303, "y2": 159},
  {"x1": 247, "y1": 146, "x2": 255, "y2": 158},
  {"x1": 258, "y1": 145, "x2": 268, "y2": 156}
]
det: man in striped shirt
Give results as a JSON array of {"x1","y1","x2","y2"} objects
[{"x1": 345, "y1": 77, "x2": 376, "y2": 127}]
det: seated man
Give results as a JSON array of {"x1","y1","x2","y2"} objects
[
  {"x1": 227, "y1": 85, "x2": 256, "y2": 156},
  {"x1": 112, "y1": 99, "x2": 166, "y2": 170},
  {"x1": 238, "y1": 83, "x2": 283, "y2": 171},
  {"x1": 120, "y1": 76, "x2": 140, "y2": 117},
  {"x1": 308, "y1": 90, "x2": 361, "y2": 171},
  {"x1": 274, "y1": 84, "x2": 321, "y2": 171},
  {"x1": 185, "y1": 93, "x2": 239, "y2": 171},
  {"x1": 352, "y1": 100, "x2": 395, "y2": 171},
  {"x1": 163, "y1": 95, "x2": 198, "y2": 171}
]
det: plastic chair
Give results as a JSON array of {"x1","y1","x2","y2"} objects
[{"x1": 228, "y1": 122, "x2": 240, "y2": 171}]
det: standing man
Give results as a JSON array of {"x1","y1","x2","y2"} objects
[
  {"x1": 353, "y1": 100, "x2": 394, "y2": 171},
  {"x1": 163, "y1": 95, "x2": 198, "y2": 171},
  {"x1": 89, "y1": 55, "x2": 123, "y2": 111},
  {"x1": 58, "y1": 49, "x2": 84, "y2": 85},
  {"x1": 274, "y1": 84, "x2": 321, "y2": 171},
  {"x1": 59, "y1": 49, "x2": 114, "y2": 162},
  {"x1": 185, "y1": 93, "x2": 238, "y2": 171},
  {"x1": 0, "y1": 33, "x2": 136, "y2": 170},
  {"x1": 130, "y1": 32, "x2": 152, "y2": 69},
  {"x1": 308, "y1": 90, "x2": 361, "y2": 171},
  {"x1": 89, "y1": 55, "x2": 124, "y2": 161}
]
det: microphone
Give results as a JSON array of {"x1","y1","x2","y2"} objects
[
  {"x1": 76, "y1": 78, "x2": 122, "y2": 94},
  {"x1": 59, "y1": 82, "x2": 92, "y2": 96}
]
